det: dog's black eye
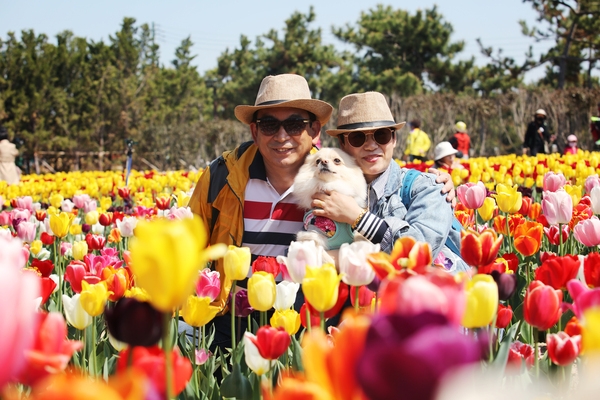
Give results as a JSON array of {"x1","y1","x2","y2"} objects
[
  {"x1": 333, "y1": 158, "x2": 342, "y2": 164},
  {"x1": 316, "y1": 159, "x2": 322, "y2": 165}
]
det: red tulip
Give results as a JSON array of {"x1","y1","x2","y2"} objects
[
  {"x1": 544, "y1": 224, "x2": 570, "y2": 246},
  {"x1": 518, "y1": 196, "x2": 532, "y2": 216},
  {"x1": 98, "y1": 212, "x2": 113, "y2": 227},
  {"x1": 495, "y1": 304, "x2": 513, "y2": 329},
  {"x1": 116, "y1": 345, "x2": 192, "y2": 397},
  {"x1": 117, "y1": 187, "x2": 131, "y2": 200},
  {"x1": 85, "y1": 233, "x2": 106, "y2": 251},
  {"x1": 35, "y1": 209, "x2": 47, "y2": 222},
  {"x1": 506, "y1": 341, "x2": 535, "y2": 374},
  {"x1": 40, "y1": 232, "x2": 55, "y2": 245},
  {"x1": 251, "y1": 255, "x2": 280, "y2": 277},
  {"x1": 501, "y1": 252, "x2": 519, "y2": 274},
  {"x1": 460, "y1": 229, "x2": 503, "y2": 268},
  {"x1": 350, "y1": 285, "x2": 376, "y2": 309},
  {"x1": 523, "y1": 280, "x2": 562, "y2": 331},
  {"x1": 547, "y1": 332, "x2": 581, "y2": 366},
  {"x1": 248, "y1": 326, "x2": 291, "y2": 360},
  {"x1": 584, "y1": 252, "x2": 600, "y2": 288},
  {"x1": 16, "y1": 312, "x2": 83, "y2": 386},
  {"x1": 39, "y1": 276, "x2": 57, "y2": 305},
  {"x1": 155, "y1": 196, "x2": 171, "y2": 210},
  {"x1": 513, "y1": 221, "x2": 543, "y2": 257},
  {"x1": 564, "y1": 316, "x2": 582, "y2": 337},
  {"x1": 534, "y1": 254, "x2": 580, "y2": 290},
  {"x1": 31, "y1": 259, "x2": 55, "y2": 277},
  {"x1": 300, "y1": 303, "x2": 321, "y2": 329}
]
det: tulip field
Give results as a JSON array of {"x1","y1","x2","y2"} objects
[{"x1": 3, "y1": 150, "x2": 600, "y2": 399}]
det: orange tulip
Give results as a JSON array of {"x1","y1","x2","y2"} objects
[
  {"x1": 461, "y1": 229, "x2": 503, "y2": 268},
  {"x1": 389, "y1": 237, "x2": 432, "y2": 272},
  {"x1": 455, "y1": 210, "x2": 474, "y2": 229},
  {"x1": 513, "y1": 221, "x2": 543, "y2": 257},
  {"x1": 528, "y1": 202, "x2": 542, "y2": 220},
  {"x1": 492, "y1": 215, "x2": 524, "y2": 237}
]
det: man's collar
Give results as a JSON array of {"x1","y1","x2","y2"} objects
[{"x1": 248, "y1": 151, "x2": 267, "y2": 180}]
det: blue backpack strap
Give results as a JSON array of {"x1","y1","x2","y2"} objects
[{"x1": 400, "y1": 169, "x2": 462, "y2": 256}]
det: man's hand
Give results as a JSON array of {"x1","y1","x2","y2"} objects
[
  {"x1": 428, "y1": 167, "x2": 456, "y2": 207},
  {"x1": 311, "y1": 191, "x2": 364, "y2": 225}
]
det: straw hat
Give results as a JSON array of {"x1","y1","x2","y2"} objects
[
  {"x1": 434, "y1": 142, "x2": 458, "y2": 161},
  {"x1": 234, "y1": 74, "x2": 333, "y2": 124},
  {"x1": 326, "y1": 92, "x2": 406, "y2": 136}
]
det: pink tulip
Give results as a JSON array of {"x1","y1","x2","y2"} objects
[
  {"x1": 591, "y1": 187, "x2": 600, "y2": 215},
  {"x1": 542, "y1": 190, "x2": 573, "y2": 225},
  {"x1": 60, "y1": 242, "x2": 73, "y2": 256},
  {"x1": 574, "y1": 217, "x2": 600, "y2": 247},
  {"x1": 196, "y1": 268, "x2": 221, "y2": 302},
  {"x1": 543, "y1": 172, "x2": 567, "y2": 192},
  {"x1": 11, "y1": 208, "x2": 31, "y2": 222},
  {"x1": 0, "y1": 236, "x2": 40, "y2": 387},
  {"x1": 61, "y1": 199, "x2": 75, "y2": 212},
  {"x1": 0, "y1": 211, "x2": 12, "y2": 226},
  {"x1": 83, "y1": 199, "x2": 98, "y2": 213},
  {"x1": 547, "y1": 332, "x2": 581, "y2": 366},
  {"x1": 338, "y1": 241, "x2": 379, "y2": 286},
  {"x1": 72, "y1": 194, "x2": 91, "y2": 209},
  {"x1": 585, "y1": 175, "x2": 600, "y2": 195},
  {"x1": 380, "y1": 272, "x2": 466, "y2": 326},
  {"x1": 16, "y1": 221, "x2": 37, "y2": 243},
  {"x1": 195, "y1": 349, "x2": 211, "y2": 365},
  {"x1": 168, "y1": 206, "x2": 194, "y2": 220},
  {"x1": 567, "y1": 279, "x2": 600, "y2": 318},
  {"x1": 457, "y1": 181, "x2": 487, "y2": 210},
  {"x1": 277, "y1": 240, "x2": 327, "y2": 283},
  {"x1": 14, "y1": 196, "x2": 34, "y2": 212}
]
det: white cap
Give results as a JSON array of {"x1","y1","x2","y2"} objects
[
  {"x1": 535, "y1": 109, "x2": 547, "y2": 117},
  {"x1": 567, "y1": 134, "x2": 577, "y2": 142},
  {"x1": 434, "y1": 141, "x2": 458, "y2": 161}
]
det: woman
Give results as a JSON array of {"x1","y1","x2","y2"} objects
[
  {"x1": 310, "y1": 92, "x2": 468, "y2": 274},
  {"x1": 434, "y1": 141, "x2": 463, "y2": 170},
  {"x1": 0, "y1": 126, "x2": 20, "y2": 185}
]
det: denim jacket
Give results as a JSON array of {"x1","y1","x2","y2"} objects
[{"x1": 373, "y1": 162, "x2": 470, "y2": 274}]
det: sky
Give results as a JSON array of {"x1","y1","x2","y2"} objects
[{"x1": 2, "y1": 0, "x2": 556, "y2": 82}]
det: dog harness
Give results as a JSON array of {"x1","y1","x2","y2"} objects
[{"x1": 303, "y1": 210, "x2": 355, "y2": 250}]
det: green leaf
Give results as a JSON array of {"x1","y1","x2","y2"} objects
[
  {"x1": 220, "y1": 363, "x2": 252, "y2": 400},
  {"x1": 290, "y1": 335, "x2": 303, "y2": 372}
]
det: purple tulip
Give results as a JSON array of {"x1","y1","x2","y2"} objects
[
  {"x1": 234, "y1": 289, "x2": 254, "y2": 318},
  {"x1": 104, "y1": 298, "x2": 163, "y2": 347},
  {"x1": 357, "y1": 312, "x2": 486, "y2": 400},
  {"x1": 491, "y1": 270, "x2": 517, "y2": 301}
]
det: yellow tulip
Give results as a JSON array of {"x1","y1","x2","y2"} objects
[
  {"x1": 80, "y1": 281, "x2": 111, "y2": 317},
  {"x1": 247, "y1": 271, "x2": 276, "y2": 312},
  {"x1": 176, "y1": 190, "x2": 191, "y2": 208},
  {"x1": 49, "y1": 212, "x2": 74, "y2": 238},
  {"x1": 72, "y1": 241, "x2": 88, "y2": 261},
  {"x1": 223, "y1": 245, "x2": 251, "y2": 281},
  {"x1": 49, "y1": 193, "x2": 64, "y2": 209},
  {"x1": 493, "y1": 183, "x2": 522, "y2": 214},
  {"x1": 302, "y1": 264, "x2": 341, "y2": 313},
  {"x1": 564, "y1": 185, "x2": 582, "y2": 207},
  {"x1": 85, "y1": 210, "x2": 99, "y2": 226},
  {"x1": 30, "y1": 240, "x2": 42, "y2": 256},
  {"x1": 129, "y1": 216, "x2": 227, "y2": 312},
  {"x1": 271, "y1": 309, "x2": 301, "y2": 335},
  {"x1": 100, "y1": 196, "x2": 113, "y2": 211},
  {"x1": 70, "y1": 223, "x2": 83, "y2": 236},
  {"x1": 477, "y1": 197, "x2": 496, "y2": 222},
  {"x1": 180, "y1": 295, "x2": 221, "y2": 327},
  {"x1": 582, "y1": 307, "x2": 600, "y2": 354},
  {"x1": 462, "y1": 274, "x2": 498, "y2": 329},
  {"x1": 124, "y1": 287, "x2": 151, "y2": 302}
]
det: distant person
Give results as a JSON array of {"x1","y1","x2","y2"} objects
[
  {"x1": 563, "y1": 134, "x2": 579, "y2": 155},
  {"x1": 590, "y1": 102, "x2": 600, "y2": 147},
  {"x1": 449, "y1": 121, "x2": 470, "y2": 159},
  {"x1": 523, "y1": 109, "x2": 555, "y2": 156},
  {"x1": 0, "y1": 126, "x2": 20, "y2": 185},
  {"x1": 434, "y1": 141, "x2": 463, "y2": 170},
  {"x1": 403, "y1": 120, "x2": 431, "y2": 162}
]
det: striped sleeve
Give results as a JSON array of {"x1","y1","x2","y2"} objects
[{"x1": 354, "y1": 211, "x2": 389, "y2": 244}]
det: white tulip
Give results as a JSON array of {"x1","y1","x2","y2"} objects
[
  {"x1": 62, "y1": 293, "x2": 93, "y2": 330},
  {"x1": 338, "y1": 241, "x2": 380, "y2": 286},
  {"x1": 243, "y1": 332, "x2": 270, "y2": 376},
  {"x1": 273, "y1": 281, "x2": 300, "y2": 311}
]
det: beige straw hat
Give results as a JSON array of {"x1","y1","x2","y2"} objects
[
  {"x1": 234, "y1": 74, "x2": 333, "y2": 125},
  {"x1": 326, "y1": 92, "x2": 406, "y2": 136}
]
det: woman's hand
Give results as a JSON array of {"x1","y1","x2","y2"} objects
[
  {"x1": 310, "y1": 191, "x2": 364, "y2": 226},
  {"x1": 428, "y1": 167, "x2": 456, "y2": 207}
]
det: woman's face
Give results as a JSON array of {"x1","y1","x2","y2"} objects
[
  {"x1": 438, "y1": 154, "x2": 455, "y2": 167},
  {"x1": 339, "y1": 128, "x2": 397, "y2": 184}
]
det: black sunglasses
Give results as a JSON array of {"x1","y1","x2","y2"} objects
[
  {"x1": 344, "y1": 128, "x2": 395, "y2": 148},
  {"x1": 255, "y1": 118, "x2": 312, "y2": 136}
]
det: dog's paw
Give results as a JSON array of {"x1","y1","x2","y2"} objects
[{"x1": 296, "y1": 230, "x2": 330, "y2": 251}]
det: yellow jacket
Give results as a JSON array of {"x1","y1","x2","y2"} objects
[
  {"x1": 188, "y1": 141, "x2": 258, "y2": 313},
  {"x1": 404, "y1": 128, "x2": 431, "y2": 158}
]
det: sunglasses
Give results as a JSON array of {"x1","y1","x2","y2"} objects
[
  {"x1": 344, "y1": 128, "x2": 395, "y2": 148},
  {"x1": 255, "y1": 118, "x2": 312, "y2": 136}
]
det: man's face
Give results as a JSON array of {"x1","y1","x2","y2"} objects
[
  {"x1": 250, "y1": 107, "x2": 321, "y2": 175},
  {"x1": 339, "y1": 129, "x2": 397, "y2": 184}
]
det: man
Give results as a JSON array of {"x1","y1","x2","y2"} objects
[
  {"x1": 590, "y1": 102, "x2": 600, "y2": 147},
  {"x1": 187, "y1": 74, "x2": 454, "y2": 349},
  {"x1": 523, "y1": 109, "x2": 555, "y2": 156},
  {"x1": 403, "y1": 120, "x2": 431, "y2": 162},
  {"x1": 449, "y1": 121, "x2": 470, "y2": 159}
]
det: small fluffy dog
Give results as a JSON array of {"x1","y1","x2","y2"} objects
[{"x1": 293, "y1": 147, "x2": 367, "y2": 250}]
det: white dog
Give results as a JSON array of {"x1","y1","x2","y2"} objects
[{"x1": 293, "y1": 147, "x2": 367, "y2": 250}]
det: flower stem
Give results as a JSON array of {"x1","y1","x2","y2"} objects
[
  {"x1": 354, "y1": 286, "x2": 360, "y2": 312},
  {"x1": 90, "y1": 317, "x2": 97, "y2": 376},
  {"x1": 533, "y1": 327, "x2": 539, "y2": 378},
  {"x1": 230, "y1": 280, "x2": 237, "y2": 352},
  {"x1": 320, "y1": 311, "x2": 325, "y2": 331},
  {"x1": 127, "y1": 345, "x2": 134, "y2": 368},
  {"x1": 306, "y1": 306, "x2": 311, "y2": 333},
  {"x1": 162, "y1": 312, "x2": 173, "y2": 400}
]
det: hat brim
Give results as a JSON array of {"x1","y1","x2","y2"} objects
[
  {"x1": 234, "y1": 99, "x2": 333, "y2": 125},
  {"x1": 326, "y1": 121, "x2": 406, "y2": 136},
  {"x1": 435, "y1": 148, "x2": 458, "y2": 161}
]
